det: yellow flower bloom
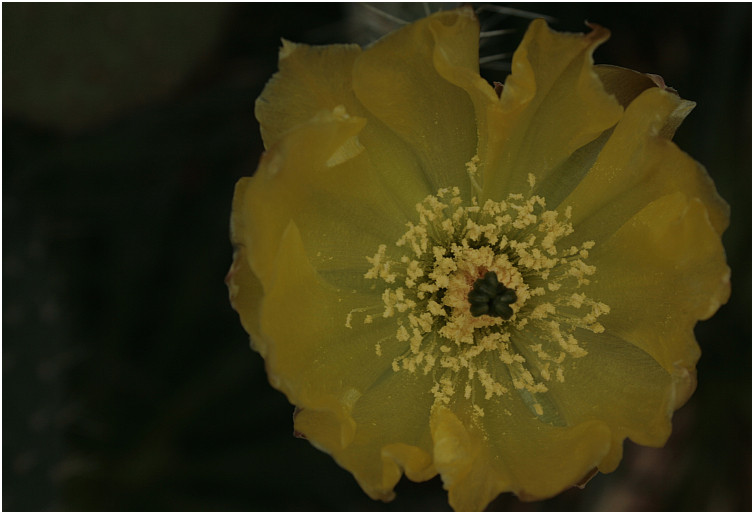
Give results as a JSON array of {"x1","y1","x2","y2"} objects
[{"x1": 226, "y1": 7, "x2": 730, "y2": 511}]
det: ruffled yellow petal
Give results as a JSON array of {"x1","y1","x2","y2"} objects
[
  {"x1": 255, "y1": 37, "x2": 434, "y2": 216},
  {"x1": 238, "y1": 107, "x2": 410, "y2": 291},
  {"x1": 480, "y1": 19, "x2": 624, "y2": 201},
  {"x1": 430, "y1": 406, "x2": 509, "y2": 511},
  {"x1": 226, "y1": 178, "x2": 266, "y2": 351},
  {"x1": 263, "y1": 222, "x2": 444, "y2": 502},
  {"x1": 255, "y1": 41, "x2": 362, "y2": 149},
  {"x1": 431, "y1": 403, "x2": 612, "y2": 510},
  {"x1": 294, "y1": 367, "x2": 438, "y2": 501},
  {"x1": 596, "y1": 64, "x2": 691, "y2": 139},
  {"x1": 538, "y1": 328, "x2": 677, "y2": 472},
  {"x1": 352, "y1": 8, "x2": 479, "y2": 198},
  {"x1": 596, "y1": 65, "x2": 660, "y2": 105},
  {"x1": 422, "y1": 9, "x2": 503, "y2": 195},
  {"x1": 260, "y1": 220, "x2": 395, "y2": 414},
  {"x1": 561, "y1": 86, "x2": 729, "y2": 242},
  {"x1": 586, "y1": 192, "x2": 730, "y2": 406}
]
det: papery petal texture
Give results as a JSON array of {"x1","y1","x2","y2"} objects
[{"x1": 227, "y1": 6, "x2": 730, "y2": 511}]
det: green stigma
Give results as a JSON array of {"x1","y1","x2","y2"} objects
[{"x1": 468, "y1": 271, "x2": 517, "y2": 319}]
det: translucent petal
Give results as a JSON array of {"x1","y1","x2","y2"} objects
[
  {"x1": 431, "y1": 403, "x2": 612, "y2": 509},
  {"x1": 561, "y1": 87, "x2": 729, "y2": 244},
  {"x1": 227, "y1": 178, "x2": 272, "y2": 356},
  {"x1": 596, "y1": 65, "x2": 661, "y2": 106},
  {"x1": 481, "y1": 20, "x2": 624, "y2": 201},
  {"x1": 352, "y1": 8, "x2": 479, "y2": 198},
  {"x1": 255, "y1": 41, "x2": 362, "y2": 149},
  {"x1": 535, "y1": 327, "x2": 677, "y2": 472},
  {"x1": 225, "y1": 244, "x2": 265, "y2": 353},
  {"x1": 596, "y1": 64, "x2": 691, "y2": 139},
  {"x1": 255, "y1": 38, "x2": 432, "y2": 221},
  {"x1": 585, "y1": 192, "x2": 730, "y2": 407},
  {"x1": 239, "y1": 107, "x2": 409, "y2": 291},
  {"x1": 430, "y1": 406, "x2": 510, "y2": 511},
  {"x1": 260, "y1": 221, "x2": 399, "y2": 414},
  {"x1": 295, "y1": 368, "x2": 438, "y2": 502},
  {"x1": 423, "y1": 9, "x2": 504, "y2": 196}
]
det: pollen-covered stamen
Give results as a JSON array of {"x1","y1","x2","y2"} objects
[
  {"x1": 354, "y1": 175, "x2": 610, "y2": 418},
  {"x1": 468, "y1": 271, "x2": 518, "y2": 318}
]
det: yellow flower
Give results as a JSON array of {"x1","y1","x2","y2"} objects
[{"x1": 226, "y1": 7, "x2": 730, "y2": 511}]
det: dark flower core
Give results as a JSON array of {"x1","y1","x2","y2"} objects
[{"x1": 468, "y1": 271, "x2": 517, "y2": 318}]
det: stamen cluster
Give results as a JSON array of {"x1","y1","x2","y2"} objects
[{"x1": 352, "y1": 173, "x2": 610, "y2": 419}]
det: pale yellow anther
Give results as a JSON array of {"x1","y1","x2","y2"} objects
[
  {"x1": 530, "y1": 302, "x2": 556, "y2": 320},
  {"x1": 465, "y1": 155, "x2": 480, "y2": 178},
  {"x1": 409, "y1": 329, "x2": 423, "y2": 354},
  {"x1": 569, "y1": 293, "x2": 586, "y2": 308},
  {"x1": 427, "y1": 300, "x2": 445, "y2": 317}
]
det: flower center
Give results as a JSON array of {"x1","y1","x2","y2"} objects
[{"x1": 348, "y1": 170, "x2": 610, "y2": 421}]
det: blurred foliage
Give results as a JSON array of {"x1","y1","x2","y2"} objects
[
  {"x1": 3, "y1": 3, "x2": 229, "y2": 133},
  {"x1": 3, "y1": 3, "x2": 750, "y2": 511}
]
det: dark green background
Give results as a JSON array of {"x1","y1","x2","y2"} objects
[{"x1": 3, "y1": 3, "x2": 750, "y2": 511}]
